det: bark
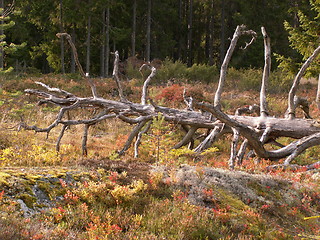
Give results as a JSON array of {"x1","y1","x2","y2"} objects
[
  {"x1": 112, "y1": 51, "x2": 126, "y2": 101},
  {"x1": 82, "y1": 124, "x2": 90, "y2": 156},
  {"x1": 260, "y1": 26, "x2": 270, "y2": 117},
  {"x1": 140, "y1": 64, "x2": 156, "y2": 105},
  {"x1": 134, "y1": 121, "x2": 151, "y2": 158}
]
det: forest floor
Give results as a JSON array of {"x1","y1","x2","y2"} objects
[{"x1": 0, "y1": 74, "x2": 319, "y2": 239}]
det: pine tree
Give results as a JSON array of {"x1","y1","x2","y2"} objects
[
  {"x1": 0, "y1": 1, "x2": 24, "y2": 72},
  {"x1": 277, "y1": 0, "x2": 320, "y2": 78}
]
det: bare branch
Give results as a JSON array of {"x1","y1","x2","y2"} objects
[
  {"x1": 236, "y1": 139, "x2": 248, "y2": 165},
  {"x1": 214, "y1": 25, "x2": 257, "y2": 109},
  {"x1": 112, "y1": 51, "x2": 127, "y2": 102},
  {"x1": 56, "y1": 33, "x2": 85, "y2": 78},
  {"x1": 134, "y1": 121, "x2": 151, "y2": 158},
  {"x1": 82, "y1": 124, "x2": 90, "y2": 156},
  {"x1": 56, "y1": 125, "x2": 67, "y2": 152},
  {"x1": 235, "y1": 104, "x2": 260, "y2": 116},
  {"x1": 118, "y1": 120, "x2": 149, "y2": 155},
  {"x1": 56, "y1": 32, "x2": 98, "y2": 98},
  {"x1": 139, "y1": 63, "x2": 156, "y2": 105},
  {"x1": 35, "y1": 81, "x2": 75, "y2": 98},
  {"x1": 194, "y1": 125, "x2": 225, "y2": 152},
  {"x1": 229, "y1": 128, "x2": 240, "y2": 169},
  {"x1": 287, "y1": 45, "x2": 320, "y2": 119},
  {"x1": 260, "y1": 26, "x2": 270, "y2": 117},
  {"x1": 173, "y1": 126, "x2": 198, "y2": 149},
  {"x1": 183, "y1": 88, "x2": 194, "y2": 111}
]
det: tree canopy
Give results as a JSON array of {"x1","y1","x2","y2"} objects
[{"x1": 0, "y1": 0, "x2": 317, "y2": 76}]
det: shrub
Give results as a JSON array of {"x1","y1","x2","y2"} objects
[
  {"x1": 186, "y1": 63, "x2": 218, "y2": 83},
  {"x1": 155, "y1": 84, "x2": 185, "y2": 103},
  {"x1": 155, "y1": 58, "x2": 188, "y2": 83}
]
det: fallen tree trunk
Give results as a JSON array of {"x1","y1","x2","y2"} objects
[{"x1": 22, "y1": 27, "x2": 320, "y2": 170}]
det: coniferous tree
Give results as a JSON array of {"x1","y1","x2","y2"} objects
[
  {"x1": 0, "y1": 0, "x2": 26, "y2": 72},
  {"x1": 276, "y1": 0, "x2": 319, "y2": 79}
]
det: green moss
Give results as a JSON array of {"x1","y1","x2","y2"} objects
[
  {"x1": 24, "y1": 174, "x2": 43, "y2": 182},
  {"x1": 18, "y1": 193, "x2": 37, "y2": 209},
  {"x1": 37, "y1": 181, "x2": 52, "y2": 195},
  {"x1": 213, "y1": 186, "x2": 249, "y2": 211},
  {"x1": 0, "y1": 171, "x2": 11, "y2": 186}
]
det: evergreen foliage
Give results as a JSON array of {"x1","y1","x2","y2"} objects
[
  {"x1": 0, "y1": 2, "x2": 26, "y2": 73},
  {"x1": 277, "y1": 0, "x2": 320, "y2": 78},
  {"x1": 0, "y1": 0, "x2": 317, "y2": 77}
]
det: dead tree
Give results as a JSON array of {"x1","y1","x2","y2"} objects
[{"x1": 22, "y1": 26, "x2": 320, "y2": 170}]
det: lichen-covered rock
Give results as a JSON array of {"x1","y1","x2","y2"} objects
[{"x1": 152, "y1": 164, "x2": 318, "y2": 210}]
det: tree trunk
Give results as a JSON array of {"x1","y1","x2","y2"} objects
[
  {"x1": 100, "y1": 9, "x2": 106, "y2": 77},
  {"x1": 0, "y1": 0, "x2": 4, "y2": 70},
  {"x1": 177, "y1": 0, "x2": 183, "y2": 60},
  {"x1": 131, "y1": 0, "x2": 137, "y2": 57},
  {"x1": 70, "y1": 27, "x2": 76, "y2": 73},
  {"x1": 208, "y1": 0, "x2": 214, "y2": 66},
  {"x1": 146, "y1": 0, "x2": 151, "y2": 62},
  {"x1": 187, "y1": 0, "x2": 193, "y2": 67},
  {"x1": 59, "y1": 0, "x2": 65, "y2": 74},
  {"x1": 105, "y1": 7, "x2": 110, "y2": 77},
  {"x1": 86, "y1": 14, "x2": 91, "y2": 75},
  {"x1": 220, "y1": 0, "x2": 226, "y2": 65}
]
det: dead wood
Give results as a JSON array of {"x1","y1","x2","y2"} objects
[{"x1": 21, "y1": 26, "x2": 320, "y2": 171}]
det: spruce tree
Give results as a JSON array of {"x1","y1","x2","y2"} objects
[
  {"x1": 277, "y1": 0, "x2": 320, "y2": 78},
  {"x1": 0, "y1": 1, "x2": 25, "y2": 72}
]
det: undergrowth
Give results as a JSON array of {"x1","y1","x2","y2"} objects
[{"x1": 0, "y1": 73, "x2": 319, "y2": 239}]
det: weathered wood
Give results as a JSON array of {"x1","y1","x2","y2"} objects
[
  {"x1": 214, "y1": 25, "x2": 257, "y2": 109},
  {"x1": 260, "y1": 26, "x2": 270, "y2": 117},
  {"x1": 287, "y1": 45, "x2": 320, "y2": 119},
  {"x1": 173, "y1": 126, "x2": 198, "y2": 149},
  {"x1": 112, "y1": 51, "x2": 126, "y2": 102},
  {"x1": 229, "y1": 128, "x2": 240, "y2": 169},
  {"x1": 22, "y1": 27, "x2": 320, "y2": 170},
  {"x1": 140, "y1": 64, "x2": 156, "y2": 105},
  {"x1": 134, "y1": 121, "x2": 151, "y2": 158}
]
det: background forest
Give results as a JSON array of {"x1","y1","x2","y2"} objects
[
  {"x1": 0, "y1": 1, "x2": 320, "y2": 239},
  {"x1": 0, "y1": 0, "x2": 318, "y2": 76}
]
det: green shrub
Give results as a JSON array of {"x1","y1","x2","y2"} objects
[
  {"x1": 186, "y1": 63, "x2": 218, "y2": 83},
  {"x1": 155, "y1": 58, "x2": 188, "y2": 83},
  {"x1": 126, "y1": 61, "x2": 142, "y2": 80},
  {"x1": 269, "y1": 69, "x2": 292, "y2": 93}
]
